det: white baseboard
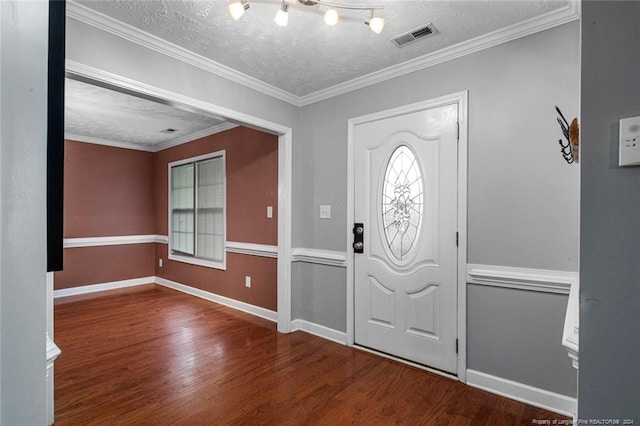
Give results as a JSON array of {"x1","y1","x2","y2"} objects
[
  {"x1": 154, "y1": 276, "x2": 277, "y2": 323},
  {"x1": 466, "y1": 369, "x2": 576, "y2": 417},
  {"x1": 290, "y1": 319, "x2": 347, "y2": 345},
  {"x1": 53, "y1": 275, "x2": 277, "y2": 324},
  {"x1": 53, "y1": 276, "x2": 155, "y2": 298}
]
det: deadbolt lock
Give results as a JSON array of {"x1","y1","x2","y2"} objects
[{"x1": 353, "y1": 223, "x2": 364, "y2": 253}]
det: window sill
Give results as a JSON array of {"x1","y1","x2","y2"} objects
[{"x1": 168, "y1": 253, "x2": 226, "y2": 270}]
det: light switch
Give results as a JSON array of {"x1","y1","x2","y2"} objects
[
  {"x1": 620, "y1": 116, "x2": 640, "y2": 167},
  {"x1": 267, "y1": 205, "x2": 273, "y2": 218},
  {"x1": 320, "y1": 205, "x2": 331, "y2": 219}
]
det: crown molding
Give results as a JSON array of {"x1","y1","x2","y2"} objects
[
  {"x1": 299, "y1": 1, "x2": 580, "y2": 106},
  {"x1": 66, "y1": 123, "x2": 238, "y2": 153},
  {"x1": 65, "y1": 132, "x2": 155, "y2": 152},
  {"x1": 66, "y1": 0, "x2": 300, "y2": 107},
  {"x1": 67, "y1": 0, "x2": 579, "y2": 108}
]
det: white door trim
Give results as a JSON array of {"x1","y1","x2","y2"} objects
[
  {"x1": 346, "y1": 91, "x2": 468, "y2": 381},
  {"x1": 64, "y1": 60, "x2": 293, "y2": 333}
]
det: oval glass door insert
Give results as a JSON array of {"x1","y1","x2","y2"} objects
[{"x1": 382, "y1": 145, "x2": 424, "y2": 261}]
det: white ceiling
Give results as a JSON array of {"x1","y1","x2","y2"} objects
[
  {"x1": 65, "y1": 78, "x2": 231, "y2": 150},
  {"x1": 66, "y1": 0, "x2": 575, "y2": 148},
  {"x1": 74, "y1": 0, "x2": 571, "y2": 98}
]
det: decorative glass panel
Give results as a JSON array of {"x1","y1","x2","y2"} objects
[{"x1": 382, "y1": 145, "x2": 423, "y2": 261}]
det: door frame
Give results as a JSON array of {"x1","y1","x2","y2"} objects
[
  {"x1": 346, "y1": 91, "x2": 468, "y2": 381},
  {"x1": 63, "y1": 60, "x2": 294, "y2": 333}
]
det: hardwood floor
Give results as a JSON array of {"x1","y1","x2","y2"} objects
[{"x1": 54, "y1": 286, "x2": 568, "y2": 425}]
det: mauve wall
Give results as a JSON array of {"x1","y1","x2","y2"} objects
[
  {"x1": 154, "y1": 126, "x2": 278, "y2": 311},
  {"x1": 57, "y1": 129, "x2": 278, "y2": 310},
  {"x1": 63, "y1": 140, "x2": 154, "y2": 237},
  {"x1": 55, "y1": 140, "x2": 155, "y2": 290},
  {"x1": 154, "y1": 126, "x2": 278, "y2": 244}
]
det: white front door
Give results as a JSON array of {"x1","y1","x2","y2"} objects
[{"x1": 353, "y1": 101, "x2": 459, "y2": 373}]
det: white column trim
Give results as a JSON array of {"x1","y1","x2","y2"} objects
[
  {"x1": 467, "y1": 264, "x2": 577, "y2": 294},
  {"x1": 466, "y1": 369, "x2": 576, "y2": 417},
  {"x1": 562, "y1": 276, "x2": 580, "y2": 369},
  {"x1": 291, "y1": 248, "x2": 347, "y2": 267}
]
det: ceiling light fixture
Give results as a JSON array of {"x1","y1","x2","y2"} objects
[
  {"x1": 365, "y1": 13, "x2": 385, "y2": 34},
  {"x1": 228, "y1": 0, "x2": 249, "y2": 21},
  {"x1": 274, "y1": 1, "x2": 290, "y2": 27},
  {"x1": 229, "y1": 0, "x2": 385, "y2": 33},
  {"x1": 324, "y1": 8, "x2": 338, "y2": 26}
]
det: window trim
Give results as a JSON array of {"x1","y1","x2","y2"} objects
[{"x1": 168, "y1": 150, "x2": 227, "y2": 270}]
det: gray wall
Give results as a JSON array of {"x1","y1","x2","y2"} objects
[
  {"x1": 294, "y1": 22, "x2": 580, "y2": 397},
  {"x1": 468, "y1": 285, "x2": 576, "y2": 396},
  {"x1": 297, "y1": 22, "x2": 580, "y2": 271},
  {"x1": 0, "y1": 1, "x2": 49, "y2": 423},
  {"x1": 580, "y1": 1, "x2": 640, "y2": 421},
  {"x1": 292, "y1": 262, "x2": 346, "y2": 332}
]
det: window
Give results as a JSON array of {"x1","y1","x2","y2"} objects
[{"x1": 169, "y1": 151, "x2": 226, "y2": 269}]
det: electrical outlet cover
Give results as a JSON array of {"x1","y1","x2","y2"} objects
[{"x1": 620, "y1": 116, "x2": 640, "y2": 166}]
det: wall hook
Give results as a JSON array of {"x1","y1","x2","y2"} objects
[{"x1": 555, "y1": 105, "x2": 579, "y2": 164}]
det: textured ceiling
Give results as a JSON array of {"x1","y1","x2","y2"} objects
[
  {"x1": 65, "y1": 78, "x2": 227, "y2": 149},
  {"x1": 76, "y1": 0, "x2": 570, "y2": 97}
]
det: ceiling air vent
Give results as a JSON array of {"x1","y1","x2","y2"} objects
[{"x1": 391, "y1": 23, "x2": 436, "y2": 48}]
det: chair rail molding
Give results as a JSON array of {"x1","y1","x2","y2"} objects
[
  {"x1": 63, "y1": 234, "x2": 161, "y2": 248},
  {"x1": 466, "y1": 264, "x2": 577, "y2": 295},
  {"x1": 291, "y1": 248, "x2": 347, "y2": 268}
]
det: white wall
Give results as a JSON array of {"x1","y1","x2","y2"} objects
[{"x1": 0, "y1": 1, "x2": 49, "y2": 423}]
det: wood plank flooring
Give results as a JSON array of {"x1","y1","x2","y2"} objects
[{"x1": 54, "y1": 286, "x2": 569, "y2": 425}]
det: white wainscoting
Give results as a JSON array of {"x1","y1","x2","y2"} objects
[
  {"x1": 291, "y1": 248, "x2": 347, "y2": 268},
  {"x1": 466, "y1": 369, "x2": 576, "y2": 417},
  {"x1": 467, "y1": 264, "x2": 577, "y2": 294}
]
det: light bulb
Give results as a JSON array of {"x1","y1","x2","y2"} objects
[
  {"x1": 367, "y1": 16, "x2": 385, "y2": 34},
  {"x1": 324, "y1": 9, "x2": 338, "y2": 26},
  {"x1": 228, "y1": 1, "x2": 248, "y2": 21},
  {"x1": 274, "y1": 1, "x2": 289, "y2": 27}
]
